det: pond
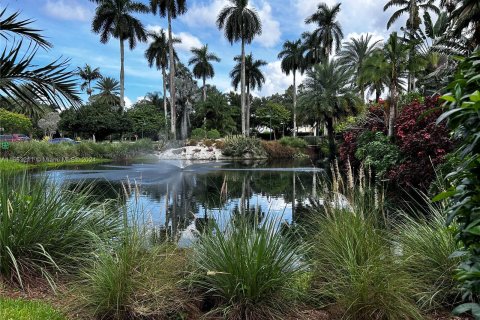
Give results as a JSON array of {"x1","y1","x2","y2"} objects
[{"x1": 42, "y1": 159, "x2": 322, "y2": 245}]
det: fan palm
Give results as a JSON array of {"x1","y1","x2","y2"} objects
[
  {"x1": 217, "y1": 0, "x2": 262, "y2": 136},
  {"x1": 230, "y1": 54, "x2": 266, "y2": 135},
  {"x1": 338, "y1": 34, "x2": 381, "y2": 102},
  {"x1": 77, "y1": 64, "x2": 102, "y2": 97},
  {"x1": 91, "y1": 77, "x2": 121, "y2": 106},
  {"x1": 305, "y1": 2, "x2": 343, "y2": 58},
  {"x1": 91, "y1": 0, "x2": 148, "y2": 110},
  {"x1": 188, "y1": 45, "x2": 221, "y2": 102},
  {"x1": 278, "y1": 39, "x2": 305, "y2": 136},
  {"x1": 150, "y1": 0, "x2": 187, "y2": 139},
  {"x1": 0, "y1": 9, "x2": 80, "y2": 110},
  {"x1": 145, "y1": 29, "x2": 180, "y2": 130},
  {"x1": 298, "y1": 60, "x2": 359, "y2": 160}
]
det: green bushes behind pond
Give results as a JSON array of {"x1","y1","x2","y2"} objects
[{"x1": 2, "y1": 139, "x2": 154, "y2": 163}]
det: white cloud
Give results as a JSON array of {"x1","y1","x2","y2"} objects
[
  {"x1": 146, "y1": 25, "x2": 202, "y2": 52},
  {"x1": 343, "y1": 31, "x2": 385, "y2": 46},
  {"x1": 254, "y1": 60, "x2": 305, "y2": 97},
  {"x1": 44, "y1": 0, "x2": 91, "y2": 21},
  {"x1": 124, "y1": 96, "x2": 133, "y2": 109},
  {"x1": 180, "y1": 0, "x2": 227, "y2": 28},
  {"x1": 253, "y1": 1, "x2": 281, "y2": 48}
]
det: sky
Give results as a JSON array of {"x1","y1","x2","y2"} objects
[{"x1": 1, "y1": 0, "x2": 408, "y2": 106}]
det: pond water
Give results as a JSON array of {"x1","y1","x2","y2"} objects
[{"x1": 42, "y1": 159, "x2": 322, "y2": 245}]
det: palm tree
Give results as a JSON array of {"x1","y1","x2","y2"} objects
[
  {"x1": 384, "y1": 0, "x2": 440, "y2": 31},
  {"x1": 150, "y1": 0, "x2": 187, "y2": 139},
  {"x1": 145, "y1": 29, "x2": 180, "y2": 131},
  {"x1": 0, "y1": 9, "x2": 80, "y2": 110},
  {"x1": 450, "y1": 0, "x2": 480, "y2": 49},
  {"x1": 383, "y1": 32, "x2": 409, "y2": 137},
  {"x1": 217, "y1": 0, "x2": 262, "y2": 136},
  {"x1": 278, "y1": 39, "x2": 305, "y2": 137},
  {"x1": 91, "y1": 0, "x2": 148, "y2": 110},
  {"x1": 92, "y1": 76, "x2": 121, "y2": 106},
  {"x1": 305, "y1": 2, "x2": 343, "y2": 58},
  {"x1": 300, "y1": 31, "x2": 325, "y2": 67},
  {"x1": 298, "y1": 59, "x2": 359, "y2": 160},
  {"x1": 188, "y1": 45, "x2": 221, "y2": 102},
  {"x1": 230, "y1": 54, "x2": 266, "y2": 135},
  {"x1": 77, "y1": 64, "x2": 102, "y2": 98},
  {"x1": 338, "y1": 34, "x2": 381, "y2": 102},
  {"x1": 362, "y1": 51, "x2": 390, "y2": 103}
]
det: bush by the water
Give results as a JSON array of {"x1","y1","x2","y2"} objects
[
  {"x1": 279, "y1": 136, "x2": 308, "y2": 149},
  {"x1": 191, "y1": 128, "x2": 207, "y2": 139},
  {"x1": 207, "y1": 129, "x2": 221, "y2": 139},
  {"x1": 261, "y1": 140, "x2": 297, "y2": 159},
  {"x1": 3, "y1": 139, "x2": 153, "y2": 163},
  {"x1": 222, "y1": 135, "x2": 266, "y2": 158},
  {"x1": 191, "y1": 215, "x2": 307, "y2": 319}
]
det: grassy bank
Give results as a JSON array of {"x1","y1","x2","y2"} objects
[
  {"x1": 0, "y1": 158, "x2": 109, "y2": 171},
  {"x1": 0, "y1": 298, "x2": 66, "y2": 320}
]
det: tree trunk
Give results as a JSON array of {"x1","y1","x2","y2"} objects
[
  {"x1": 162, "y1": 66, "x2": 168, "y2": 135},
  {"x1": 119, "y1": 39, "x2": 125, "y2": 110},
  {"x1": 202, "y1": 76, "x2": 207, "y2": 102},
  {"x1": 388, "y1": 84, "x2": 397, "y2": 137},
  {"x1": 241, "y1": 38, "x2": 246, "y2": 136},
  {"x1": 293, "y1": 70, "x2": 297, "y2": 137},
  {"x1": 168, "y1": 11, "x2": 176, "y2": 139},
  {"x1": 246, "y1": 85, "x2": 250, "y2": 136},
  {"x1": 375, "y1": 87, "x2": 381, "y2": 103},
  {"x1": 181, "y1": 107, "x2": 188, "y2": 140},
  {"x1": 326, "y1": 116, "x2": 335, "y2": 161}
]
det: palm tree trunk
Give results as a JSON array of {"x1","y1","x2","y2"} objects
[
  {"x1": 119, "y1": 39, "x2": 125, "y2": 110},
  {"x1": 202, "y1": 76, "x2": 207, "y2": 102},
  {"x1": 162, "y1": 66, "x2": 168, "y2": 134},
  {"x1": 326, "y1": 116, "x2": 335, "y2": 161},
  {"x1": 375, "y1": 86, "x2": 381, "y2": 103},
  {"x1": 388, "y1": 83, "x2": 397, "y2": 137},
  {"x1": 246, "y1": 85, "x2": 250, "y2": 136},
  {"x1": 168, "y1": 11, "x2": 176, "y2": 139},
  {"x1": 293, "y1": 70, "x2": 297, "y2": 137},
  {"x1": 241, "y1": 38, "x2": 246, "y2": 136}
]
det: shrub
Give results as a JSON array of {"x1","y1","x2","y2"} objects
[
  {"x1": 191, "y1": 215, "x2": 307, "y2": 319},
  {"x1": 279, "y1": 136, "x2": 308, "y2": 149},
  {"x1": 191, "y1": 128, "x2": 207, "y2": 139},
  {"x1": 0, "y1": 298, "x2": 66, "y2": 320},
  {"x1": 207, "y1": 129, "x2": 221, "y2": 139},
  {"x1": 0, "y1": 109, "x2": 32, "y2": 133},
  {"x1": 0, "y1": 173, "x2": 120, "y2": 287},
  {"x1": 222, "y1": 135, "x2": 266, "y2": 158},
  {"x1": 261, "y1": 141, "x2": 297, "y2": 159},
  {"x1": 355, "y1": 131, "x2": 400, "y2": 176}
]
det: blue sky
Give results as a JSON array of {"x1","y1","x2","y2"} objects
[{"x1": 2, "y1": 0, "x2": 408, "y2": 106}]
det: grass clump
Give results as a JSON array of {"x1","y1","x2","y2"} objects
[
  {"x1": 0, "y1": 173, "x2": 120, "y2": 287},
  {"x1": 0, "y1": 158, "x2": 28, "y2": 171},
  {"x1": 279, "y1": 136, "x2": 308, "y2": 149},
  {"x1": 0, "y1": 298, "x2": 66, "y2": 320},
  {"x1": 222, "y1": 135, "x2": 266, "y2": 158},
  {"x1": 190, "y1": 214, "x2": 307, "y2": 319}
]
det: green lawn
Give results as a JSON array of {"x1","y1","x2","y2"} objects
[
  {"x1": 0, "y1": 298, "x2": 67, "y2": 320},
  {"x1": 0, "y1": 158, "x2": 109, "y2": 172}
]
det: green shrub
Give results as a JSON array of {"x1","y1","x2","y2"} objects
[
  {"x1": 0, "y1": 173, "x2": 121, "y2": 287},
  {"x1": 207, "y1": 129, "x2": 221, "y2": 139},
  {"x1": 191, "y1": 128, "x2": 207, "y2": 139},
  {"x1": 191, "y1": 215, "x2": 307, "y2": 319},
  {"x1": 279, "y1": 136, "x2": 308, "y2": 149},
  {"x1": 0, "y1": 298, "x2": 66, "y2": 320},
  {"x1": 355, "y1": 131, "x2": 400, "y2": 175},
  {"x1": 222, "y1": 135, "x2": 266, "y2": 158}
]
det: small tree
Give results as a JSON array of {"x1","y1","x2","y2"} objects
[
  {"x1": 255, "y1": 102, "x2": 291, "y2": 139},
  {"x1": 0, "y1": 108, "x2": 32, "y2": 133},
  {"x1": 38, "y1": 112, "x2": 61, "y2": 138}
]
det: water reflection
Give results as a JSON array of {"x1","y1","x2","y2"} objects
[{"x1": 43, "y1": 160, "x2": 322, "y2": 243}]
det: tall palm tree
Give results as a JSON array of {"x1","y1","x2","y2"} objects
[
  {"x1": 230, "y1": 54, "x2": 266, "y2": 135},
  {"x1": 188, "y1": 45, "x2": 221, "y2": 102},
  {"x1": 278, "y1": 39, "x2": 305, "y2": 137},
  {"x1": 384, "y1": 0, "x2": 440, "y2": 31},
  {"x1": 298, "y1": 60, "x2": 359, "y2": 160},
  {"x1": 92, "y1": 76, "x2": 121, "y2": 106},
  {"x1": 383, "y1": 32, "x2": 409, "y2": 137},
  {"x1": 450, "y1": 0, "x2": 480, "y2": 49},
  {"x1": 338, "y1": 34, "x2": 381, "y2": 102},
  {"x1": 217, "y1": 0, "x2": 262, "y2": 136},
  {"x1": 145, "y1": 29, "x2": 180, "y2": 131},
  {"x1": 150, "y1": 0, "x2": 187, "y2": 139},
  {"x1": 0, "y1": 9, "x2": 80, "y2": 110},
  {"x1": 305, "y1": 2, "x2": 343, "y2": 58},
  {"x1": 77, "y1": 64, "x2": 102, "y2": 98},
  {"x1": 91, "y1": 0, "x2": 148, "y2": 110},
  {"x1": 300, "y1": 31, "x2": 325, "y2": 67}
]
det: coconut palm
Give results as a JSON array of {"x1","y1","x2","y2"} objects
[
  {"x1": 230, "y1": 54, "x2": 266, "y2": 135},
  {"x1": 145, "y1": 29, "x2": 180, "y2": 131},
  {"x1": 278, "y1": 39, "x2": 305, "y2": 137},
  {"x1": 450, "y1": 0, "x2": 480, "y2": 49},
  {"x1": 298, "y1": 59, "x2": 359, "y2": 160},
  {"x1": 150, "y1": 0, "x2": 187, "y2": 139},
  {"x1": 217, "y1": 0, "x2": 262, "y2": 136},
  {"x1": 0, "y1": 9, "x2": 80, "y2": 110},
  {"x1": 91, "y1": 0, "x2": 148, "y2": 110},
  {"x1": 383, "y1": 32, "x2": 409, "y2": 137},
  {"x1": 338, "y1": 34, "x2": 382, "y2": 102},
  {"x1": 305, "y1": 2, "x2": 343, "y2": 58},
  {"x1": 361, "y1": 51, "x2": 391, "y2": 103},
  {"x1": 77, "y1": 64, "x2": 102, "y2": 98},
  {"x1": 384, "y1": 0, "x2": 440, "y2": 31},
  {"x1": 188, "y1": 45, "x2": 221, "y2": 102},
  {"x1": 92, "y1": 76, "x2": 121, "y2": 106}
]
